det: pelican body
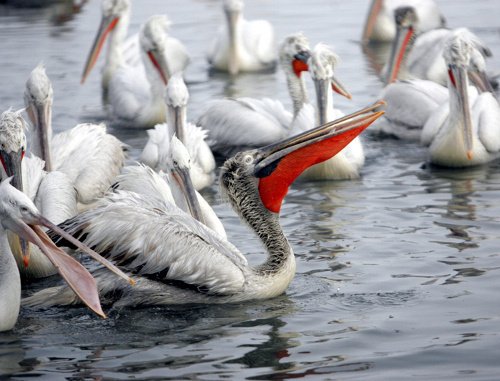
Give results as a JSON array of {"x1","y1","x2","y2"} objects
[
  {"x1": 207, "y1": 0, "x2": 277, "y2": 75},
  {"x1": 0, "y1": 177, "x2": 134, "y2": 331},
  {"x1": 23, "y1": 103, "x2": 385, "y2": 308},
  {"x1": 421, "y1": 32, "x2": 500, "y2": 167},
  {"x1": 24, "y1": 63, "x2": 128, "y2": 211},
  {"x1": 140, "y1": 74, "x2": 216, "y2": 191}
]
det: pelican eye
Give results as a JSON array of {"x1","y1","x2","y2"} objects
[
  {"x1": 20, "y1": 205, "x2": 29, "y2": 213},
  {"x1": 243, "y1": 154, "x2": 254, "y2": 164}
]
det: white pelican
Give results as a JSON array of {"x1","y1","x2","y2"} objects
[
  {"x1": 0, "y1": 177, "x2": 134, "y2": 331},
  {"x1": 107, "y1": 14, "x2": 190, "y2": 128},
  {"x1": 0, "y1": 108, "x2": 78, "y2": 279},
  {"x1": 121, "y1": 138, "x2": 226, "y2": 239},
  {"x1": 139, "y1": 73, "x2": 216, "y2": 191},
  {"x1": 81, "y1": 0, "x2": 140, "y2": 101},
  {"x1": 24, "y1": 63, "x2": 128, "y2": 211},
  {"x1": 421, "y1": 32, "x2": 500, "y2": 167},
  {"x1": 291, "y1": 43, "x2": 362, "y2": 180},
  {"x1": 382, "y1": 7, "x2": 491, "y2": 86},
  {"x1": 207, "y1": 0, "x2": 277, "y2": 75},
  {"x1": 197, "y1": 32, "x2": 312, "y2": 155},
  {"x1": 361, "y1": 0, "x2": 446, "y2": 44},
  {"x1": 23, "y1": 103, "x2": 385, "y2": 308}
]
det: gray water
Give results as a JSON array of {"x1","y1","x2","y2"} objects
[{"x1": 1, "y1": 0, "x2": 500, "y2": 379}]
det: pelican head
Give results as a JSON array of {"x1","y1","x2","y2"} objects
[
  {"x1": 0, "y1": 108, "x2": 27, "y2": 192},
  {"x1": 279, "y1": 32, "x2": 311, "y2": 78},
  {"x1": 444, "y1": 32, "x2": 474, "y2": 159},
  {"x1": 384, "y1": 6, "x2": 418, "y2": 83},
  {"x1": 81, "y1": 0, "x2": 131, "y2": 84},
  {"x1": 220, "y1": 102, "x2": 385, "y2": 219},
  {"x1": 23, "y1": 63, "x2": 53, "y2": 171},
  {"x1": 167, "y1": 136, "x2": 206, "y2": 225},
  {"x1": 224, "y1": 0, "x2": 243, "y2": 13},
  {"x1": 309, "y1": 44, "x2": 352, "y2": 125},
  {"x1": 164, "y1": 73, "x2": 189, "y2": 143},
  {"x1": 140, "y1": 14, "x2": 173, "y2": 85}
]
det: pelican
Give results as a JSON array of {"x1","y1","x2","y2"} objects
[
  {"x1": 0, "y1": 177, "x2": 134, "y2": 331},
  {"x1": 23, "y1": 103, "x2": 385, "y2": 308},
  {"x1": 24, "y1": 63, "x2": 128, "y2": 212},
  {"x1": 121, "y1": 137, "x2": 226, "y2": 239},
  {"x1": 421, "y1": 32, "x2": 500, "y2": 167},
  {"x1": 382, "y1": 7, "x2": 491, "y2": 86},
  {"x1": 81, "y1": 0, "x2": 140, "y2": 101},
  {"x1": 291, "y1": 43, "x2": 362, "y2": 180},
  {"x1": 197, "y1": 32, "x2": 313, "y2": 155},
  {"x1": 107, "y1": 14, "x2": 190, "y2": 128},
  {"x1": 139, "y1": 73, "x2": 216, "y2": 191},
  {"x1": 0, "y1": 108, "x2": 78, "y2": 279},
  {"x1": 361, "y1": 0, "x2": 446, "y2": 44},
  {"x1": 207, "y1": 0, "x2": 277, "y2": 75}
]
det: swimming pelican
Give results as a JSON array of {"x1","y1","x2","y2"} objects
[
  {"x1": 421, "y1": 32, "x2": 500, "y2": 167},
  {"x1": 382, "y1": 7, "x2": 491, "y2": 86},
  {"x1": 361, "y1": 0, "x2": 446, "y2": 44},
  {"x1": 291, "y1": 43, "x2": 362, "y2": 180},
  {"x1": 81, "y1": 0, "x2": 140, "y2": 101},
  {"x1": 24, "y1": 63, "x2": 128, "y2": 211},
  {"x1": 197, "y1": 32, "x2": 313, "y2": 155},
  {"x1": 0, "y1": 177, "x2": 134, "y2": 331},
  {"x1": 122, "y1": 137, "x2": 226, "y2": 239},
  {"x1": 0, "y1": 108, "x2": 78, "y2": 279},
  {"x1": 23, "y1": 103, "x2": 385, "y2": 308},
  {"x1": 139, "y1": 73, "x2": 216, "y2": 191},
  {"x1": 207, "y1": 0, "x2": 277, "y2": 75},
  {"x1": 107, "y1": 14, "x2": 190, "y2": 128}
]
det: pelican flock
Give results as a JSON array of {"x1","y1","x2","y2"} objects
[{"x1": 2, "y1": 0, "x2": 499, "y2": 332}]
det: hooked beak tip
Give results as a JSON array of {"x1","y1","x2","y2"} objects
[{"x1": 467, "y1": 151, "x2": 472, "y2": 160}]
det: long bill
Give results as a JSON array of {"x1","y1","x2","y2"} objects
[
  {"x1": 361, "y1": 0, "x2": 383, "y2": 45},
  {"x1": 147, "y1": 48, "x2": 171, "y2": 86},
  {"x1": 24, "y1": 100, "x2": 52, "y2": 172},
  {"x1": 171, "y1": 165, "x2": 206, "y2": 226},
  {"x1": 385, "y1": 23, "x2": 415, "y2": 83},
  {"x1": 448, "y1": 65, "x2": 474, "y2": 159},
  {"x1": 169, "y1": 105, "x2": 187, "y2": 145},
  {"x1": 81, "y1": 14, "x2": 119, "y2": 84},
  {"x1": 254, "y1": 102, "x2": 386, "y2": 213}
]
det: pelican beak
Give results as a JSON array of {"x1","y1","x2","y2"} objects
[
  {"x1": 25, "y1": 100, "x2": 52, "y2": 172},
  {"x1": 330, "y1": 74, "x2": 352, "y2": 100},
  {"x1": 361, "y1": 0, "x2": 383, "y2": 45},
  {"x1": 468, "y1": 70, "x2": 497, "y2": 95},
  {"x1": 314, "y1": 78, "x2": 330, "y2": 125},
  {"x1": 292, "y1": 50, "x2": 311, "y2": 77},
  {"x1": 172, "y1": 167, "x2": 206, "y2": 225},
  {"x1": 226, "y1": 9, "x2": 240, "y2": 76},
  {"x1": 254, "y1": 102, "x2": 386, "y2": 212},
  {"x1": 449, "y1": 65, "x2": 473, "y2": 159},
  {"x1": 385, "y1": 23, "x2": 415, "y2": 83},
  {"x1": 81, "y1": 14, "x2": 120, "y2": 84},
  {"x1": 169, "y1": 105, "x2": 186, "y2": 144},
  {"x1": 147, "y1": 48, "x2": 170, "y2": 85}
]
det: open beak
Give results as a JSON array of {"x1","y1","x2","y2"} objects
[
  {"x1": 147, "y1": 49, "x2": 171, "y2": 85},
  {"x1": 25, "y1": 101, "x2": 52, "y2": 172},
  {"x1": 81, "y1": 14, "x2": 119, "y2": 84},
  {"x1": 172, "y1": 167, "x2": 206, "y2": 226},
  {"x1": 361, "y1": 0, "x2": 383, "y2": 45},
  {"x1": 292, "y1": 50, "x2": 311, "y2": 77},
  {"x1": 254, "y1": 102, "x2": 386, "y2": 212},
  {"x1": 385, "y1": 24, "x2": 415, "y2": 83},
  {"x1": 9, "y1": 211, "x2": 134, "y2": 318},
  {"x1": 448, "y1": 65, "x2": 474, "y2": 159}
]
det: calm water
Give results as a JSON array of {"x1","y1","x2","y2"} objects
[{"x1": 1, "y1": 0, "x2": 500, "y2": 379}]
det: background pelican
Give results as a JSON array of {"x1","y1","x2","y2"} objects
[
  {"x1": 23, "y1": 104, "x2": 385, "y2": 308},
  {"x1": 139, "y1": 73, "x2": 215, "y2": 190},
  {"x1": 81, "y1": 0, "x2": 140, "y2": 101},
  {"x1": 24, "y1": 63, "x2": 128, "y2": 212},
  {"x1": 0, "y1": 108, "x2": 78, "y2": 279},
  {"x1": 122, "y1": 137, "x2": 226, "y2": 239},
  {"x1": 207, "y1": 0, "x2": 277, "y2": 75},
  {"x1": 0, "y1": 177, "x2": 134, "y2": 331},
  {"x1": 361, "y1": 0, "x2": 446, "y2": 44},
  {"x1": 197, "y1": 32, "x2": 311, "y2": 156},
  {"x1": 291, "y1": 43, "x2": 363, "y2": 180},
  {"x1": 421, "y1": 32, "x2": 500, "y2": 167},
  {"x1": 107, "y1": 14, "x2": 190, "y2": 128}
]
